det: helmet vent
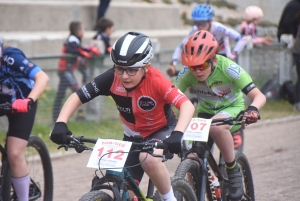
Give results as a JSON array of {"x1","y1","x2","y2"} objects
[
  {"x1": 207, "y1": 47, "x2": 215, "y2": 55},
  {"x1": 191, "y1": 46, "x2": 195, "y2": 55},
  {"x1": 196, "y1": 44, "x2": 203, "y2": 56},
  {"x1": 193, "y1": 31, "x2": 201, "y2": 41},
  {"x1": 202, "y1": 32, "x2": 207, "y2": 39}
]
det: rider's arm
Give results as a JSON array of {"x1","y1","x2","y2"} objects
[
  {"x1": 57, "y1": 68, "x2": 115, "y2": 122},
  {"x1": 214, "y1": 22, "x2": 248, "y2": 59},
  {"x1": 175, "y1": 100, "x2": 195, "y2": 132},
  {"x1": 28, "y1": 71, "x2": 49, "y2": 101},
  {"x1": 56, "y1": 93, "x2": 83, "y2": 123},
  {"x1": 246, "y1": 88, "x2": 266, "y2": 110}
]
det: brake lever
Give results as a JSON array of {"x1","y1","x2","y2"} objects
[{"x1": 57, "y1": 144, "x2": 69, "y2": 151}]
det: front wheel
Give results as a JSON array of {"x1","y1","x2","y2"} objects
[
  {"x1": 79, "y1": 191, "x2": 113, "y2": 201},
  {"x1": 174, "y1": 159, "x2": 201, "y2": 198},
  {"x1": 236, "y1": 152, "x2": 255, "y2": 201},
  {"x1": 153, "y1": 176, "x2": 197, "y2": 201},
  {"x1": 25, "y1": 135, "x2": 53, "y2": 201}
]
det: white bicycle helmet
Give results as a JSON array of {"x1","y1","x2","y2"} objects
[
  {"x1": 244, "y1": 6, "x2": 263, "y2": 21},
  {"x1": 111, "y1": 32, "x2": 154, "y2": 67}
]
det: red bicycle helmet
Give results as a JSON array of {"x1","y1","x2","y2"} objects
[{"x1": 181, "y1": 30, "x2": 218, "y2": 66}]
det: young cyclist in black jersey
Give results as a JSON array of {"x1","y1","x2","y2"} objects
[
  {"x1": 50, "y1": 32, "x2": 195, "y2": 201},
  {"x1": 175, "y1": 30, "x2": 266, "y2": 200},
  {"x1": 0, "y1": 38, "x2": 49, "y2": 201}
]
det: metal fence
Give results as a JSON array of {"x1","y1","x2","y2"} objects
[{"x1": 2, "y1": 44, "x2": 295, "y2": 127}]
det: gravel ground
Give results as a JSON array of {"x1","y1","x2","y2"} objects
[{"x1": 51, "y1": 116, "x2": 300, "y2": 201}]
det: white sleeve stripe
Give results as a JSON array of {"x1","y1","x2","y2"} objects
[
  {"x1": 136, "y1": 38, "x2": 149, "y2": 54},
  {"x1": 120, "y1": 35, "x2": 136, "y2": 56}
]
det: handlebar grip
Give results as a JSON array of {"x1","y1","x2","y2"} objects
[{"x1": 156, "y1": 142, "x2": 164, "y2": 149}]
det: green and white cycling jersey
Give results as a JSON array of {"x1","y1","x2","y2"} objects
[{"x1": 176, "y1": 55, "x2": 256, "y2": 115}]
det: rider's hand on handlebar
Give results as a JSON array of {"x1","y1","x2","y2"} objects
[
  {"x1": 163, "y1": 131, "x2": 183, "y2": 154},
  {"x1": 50, "y1": 122, "x2": 72, "y2": 145},
  {"x1": 12, "y1": 98, "x2": 33, "y2": 113},
  {"x1": 166, "y1": 64, "x2": 176, "y2": 77},
  {"x1": 242, "y1": 106, "x2": 260, "y2": 128}
]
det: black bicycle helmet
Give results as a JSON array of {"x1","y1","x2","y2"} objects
[{"x1": 111, "y1": 32, "x2": 154, "y2": 67}]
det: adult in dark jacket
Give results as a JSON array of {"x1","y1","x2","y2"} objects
[{"x1": 277, "y1": 0, "x2": 300, "y2": 41}]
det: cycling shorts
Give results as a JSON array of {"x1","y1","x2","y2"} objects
[
  {"x1": 123, "y1": 123, "x2": 176, "y2": 184},
  {"x1": 5, "y1": 101, "x2": 37, "y2": 141}
]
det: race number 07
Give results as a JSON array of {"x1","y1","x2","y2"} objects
[{"x1": 190, "y1": 122, "x2": 207, "y2": 131}]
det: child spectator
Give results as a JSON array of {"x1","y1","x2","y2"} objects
[
  {"x1": 240, "y1": 6, "x2": 273, "y2": 46},
  {"x1": 91, "y1": 17, "x2": 114, "y2": 54},
  {"x1": 52, "y1": 21, "x2": 100, "y2": 123}
]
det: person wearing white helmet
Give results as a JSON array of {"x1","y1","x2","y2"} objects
[
  {"x1": 50, "y1": 32, "x2": 195, "y2": 201},
  {"x1": 240, "y1": 5, "x2": 273, "y2": 46},
  {"x1": 167, "y1": 3, "x2": 249, "y2": 77}
]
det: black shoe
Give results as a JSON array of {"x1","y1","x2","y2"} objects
[{"x1": 227, "y1": 166, "x2": 244, "y2": 200}]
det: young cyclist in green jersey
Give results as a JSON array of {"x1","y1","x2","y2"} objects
[{"x1": 176, "y1": 30, "x2": 266, "y2": 200}]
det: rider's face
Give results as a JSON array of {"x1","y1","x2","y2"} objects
[{"x1": 116, "y1": 64, "x2": 149, "y2": 89}]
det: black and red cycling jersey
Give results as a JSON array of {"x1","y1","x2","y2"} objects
[
  {"x1": 58, "y1": 35, "x2": 89, "y2": 72},
  {"x1": 76, "y1": 66, "x2": 189, "y2": 138}
]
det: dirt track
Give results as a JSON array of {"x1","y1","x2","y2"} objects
[{"x1": 51, "y1": 116, "x2": 300, "y2": 201}]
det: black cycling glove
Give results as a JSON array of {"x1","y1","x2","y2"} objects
[
  {"x1": 163, "y1": 131, "x2": 183, "y2": 154},
  {"x1": 50, "y1": 122, "x2": 72, "y2": 145}
]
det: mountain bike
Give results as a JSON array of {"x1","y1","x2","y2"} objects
[
  {"x1": 175, "y1": 111, "x2": 255, "y2": 201},
  {"x1": 0, "y1": 102, "x2": 53, "y2": 201},
  {"x1": 58, "y1": 135, "x2": 197, "y2": 201}
]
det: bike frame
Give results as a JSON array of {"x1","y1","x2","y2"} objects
[{"x1": 104, "y1": 168, "x2": 155, "y2": 201}]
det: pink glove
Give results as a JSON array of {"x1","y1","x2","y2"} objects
[
  {"x1": 89, "y1": 46, "x2": 100, "y2": 56},
  {"x1": 12, "y1": 98, "x2": 33, "y2": 113}
]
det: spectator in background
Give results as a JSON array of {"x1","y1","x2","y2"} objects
[
  {"x1": 91, "y1": 17, "x2": 114, "y2": 54},
  {"x1": 52, "y1": 21, "x2": 100, "y2": 123},
  {"x1": 240, "y1": 6, "x2": 273, "y2": 46},
  {"x1": 96, "y1": 0, "x2": 111, "y2": 29},
  {"x1": 291, "y1": 12, "x2": 300, "y2": 111},
  {"x1": 277, "y1": 0, "x2": 300, "y2": 42}
]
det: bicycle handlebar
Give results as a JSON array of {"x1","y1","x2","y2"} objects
[
  {"x1": 58, "y1": 135, "x2": 170, "y2": 161},
  {"x1": 0, "y1": 102, "x2": 13, "y2": 112},
  {"x1": 211, "y1": 110, "x2": 245, "y2": 126}
]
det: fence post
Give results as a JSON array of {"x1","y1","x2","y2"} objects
[
  {"x1": 85, "y1": 56, "x2": 105, "y2": 122},
  {"x1": 278, "y1": 48, "x2": 293, "y2": 85}
]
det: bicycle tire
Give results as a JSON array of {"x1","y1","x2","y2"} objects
[
  {"x1": 153, "y1": 176, "x2": 197, "y2": 201},
  {"x1": 235, "y1": 152, "x2": 255, "y2": 201},
  {"x1": 174, "y1": 159, "x2": 201, "y2": 198},
  {"x1": 79, "y1": 191, "x2": 113, "y2": 201},
  {"x1": 1, "y1": 157, "x2": 12, "y2": 201},
  {"x1": 26, "y1": 135, "x2": 53, "y2": 201}
]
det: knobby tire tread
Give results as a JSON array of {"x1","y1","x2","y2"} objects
[
  {"x1": 153, "y1": 176, "x2": 197, "y2": 201},
  {"x1": 79, "y1": 191, "x2": 113, "y2": 201}
]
